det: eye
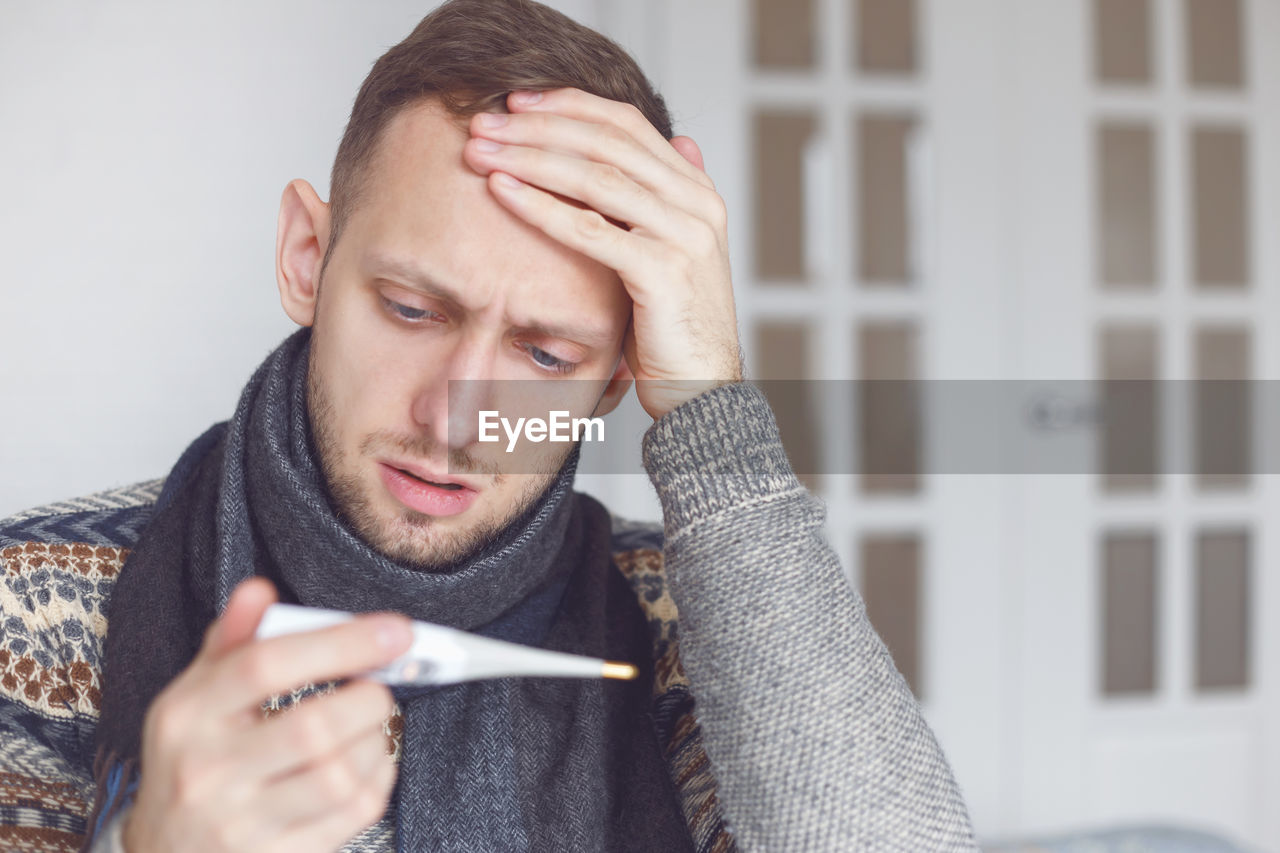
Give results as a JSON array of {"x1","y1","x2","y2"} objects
[
  {"x1": 381, "y1": 296, "x2": 437, "y2": 323},
  {"x1": 523, "y1": 343, "x2": 576, "y2": 375}
]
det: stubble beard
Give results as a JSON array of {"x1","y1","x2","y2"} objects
[{"x1": 305, "y1": 351, "x2": 564, "y2": 570}]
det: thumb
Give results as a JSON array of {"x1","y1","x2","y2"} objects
[{"x1": 202, "y1": 577, "x2": 278, "y2": 658}]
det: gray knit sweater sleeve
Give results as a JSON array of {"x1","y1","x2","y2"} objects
[{"x1": 641, "y1": 382, "x2": 977, "y2": 852}]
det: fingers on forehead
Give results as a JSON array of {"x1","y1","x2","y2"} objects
[
  {"x1": 509, "y1": 88, "x2": 656, "y2": 139},
  {"x1": 506, "y1": 88, "x2": 705, "y2": 182}
]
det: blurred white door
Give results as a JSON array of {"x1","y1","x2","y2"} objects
[
  {"x1": 630, "y1": 0, "x2": 1280, "y2": 848},
  {"x1": 1006, "y1": 0, "x2": 1280, "y2": 848}
]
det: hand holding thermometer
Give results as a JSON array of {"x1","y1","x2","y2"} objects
[{"x1": 255, "y1": 602, "x2": 639, "y2": 686}]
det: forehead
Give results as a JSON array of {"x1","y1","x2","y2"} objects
[{"x1": 346, "y1": 98, "x2": 625, "y2": 315}]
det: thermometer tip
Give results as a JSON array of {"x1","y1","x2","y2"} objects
[{"x1": 601, "y1": 661, "x2": 638, "y2": 680}]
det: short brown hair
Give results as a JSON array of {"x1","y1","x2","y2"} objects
[{"x1": 323, "y1": 0, "x2": 673, "y2": 269}]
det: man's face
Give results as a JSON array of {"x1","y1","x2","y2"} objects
[{"x1": 305, "y1": 100, "x2": 630, "y2": 568}]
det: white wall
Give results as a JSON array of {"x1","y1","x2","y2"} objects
[{"x1": 0, "y1": 0, "x2": 634, "y2": 519}]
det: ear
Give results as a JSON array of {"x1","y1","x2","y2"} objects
[
  {"x1": 275, "y1": 179, "x2": 330, "y2": 327},
  {"x1": 592, "y1": 355, "x2": 634, "y2": 418}
]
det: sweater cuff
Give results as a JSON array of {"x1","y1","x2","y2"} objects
[{"x1": 641, "y1": 381, "x2": 803, "y2": 534}]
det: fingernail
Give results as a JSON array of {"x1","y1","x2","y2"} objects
[
  {"x1": 493, "y1": 172, "x2": 522, "y2": 189},
  {"x1": 473, "y1": 138, "x2": 503, "y2": 153},
  {"x1": 512, "y1": 90, "x2": 542, "y2": 105},
  {"x1": 478, "y1": 112, "x2": 509, "y2": 128},
  {"x1": 374, "y1": 617, "x2": 411, "y2": 650}
]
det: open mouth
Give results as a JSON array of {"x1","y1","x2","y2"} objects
[
  {"x1": 379, "y1": 461, "x2": 477, "y2": 517},
  {"x1": 397, "y1": 468, "x2": 464, "y2": 490}
]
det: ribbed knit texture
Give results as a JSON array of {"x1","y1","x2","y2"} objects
[{"x1": 643, "y1": 381, "x2": 979, "y2": 852}]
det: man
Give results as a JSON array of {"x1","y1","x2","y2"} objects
[{"x1": 0, "y1": 1, "x2": 977, "y2": 850}]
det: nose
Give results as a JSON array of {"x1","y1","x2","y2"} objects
[{"x1": 410, "y1": 333, "x2": 497, "y2": 453}]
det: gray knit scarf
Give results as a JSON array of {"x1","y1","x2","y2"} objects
[
  {"x1": 88, "y1": 329, "x2": 688, "y2": 852},
  {"x1": 233, "y1": 329, "x2": 605, "y2": 851}
]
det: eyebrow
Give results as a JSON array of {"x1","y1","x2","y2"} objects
[{"x1": 364, "y1": 252, "x2": 618, "y2": 349}]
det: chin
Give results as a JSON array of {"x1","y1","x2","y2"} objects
[
  {"x1": 367, "y1": 515, "x2": 471, "y2": 567},
  {"x1": 365, "y1": 492, "x2": 507, "y2": 568}
]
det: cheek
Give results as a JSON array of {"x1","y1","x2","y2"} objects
[
  {"x1": 312, "y1": 303, "x2": 388, "y2": 437},
  {"x1": 314, "y1": 294, "x2": 432, "y2": 434},
  {"x1": 320, "y1": 289, "x2": 397, "y2": 382}
]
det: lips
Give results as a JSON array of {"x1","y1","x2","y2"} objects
[
  {"x1": 397, "y1": 467, "x2": 462, "y2": 490},
  {"x1": 385, "y1": 460, "x2": 470, "y2": 490},
  {"x1": 377, "y1": 461, "x2": 478, "y2": 517}
]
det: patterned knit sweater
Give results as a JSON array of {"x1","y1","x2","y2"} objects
[
  {"x1": 0, "y1": 486, "x2": 724, "y2": 853},
  {"x1": 0, "y1": 382, "x2": 978, "y2": 852}
]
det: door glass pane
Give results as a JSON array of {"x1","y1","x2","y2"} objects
[
  {"x1": 1195, "y1": 529, "x2": 1250, "y2": 690},
  {"x1": 1102, "y1": 532, "x2": 1159, "y2": 695},
  {"x1": 1095, "y1": 0, "x2": 1153, "y2": 85},
  {"x1": 858, "y1": 322, "x2": 920, "y2": 494},
  {"x1": 755, "y1": 322, "x2": 820, "y2": 489},
  {"x1": 861, "y1": 534, "x2": 922, "y2": 696},
  {"x1": 1186, "y1": 0, "x2": 1244, "y2": 88},
  {"x1": 753, "y1": 0, "x2": 816, "y2": 71},
  {"x1": 1192, "y1": 126, "x2": 1249, "y2": 288},
  {"x1": 1098, "y1": 123, "x2": 1158, "y2": 288},
  {"x1": 857, "y1": 114, "x2": 918, "y2": 286},
  {"x1": 754, "y1": 110, "x2": 819, "y2": 283},
  {"x1": 1099, "y1": 326, "x2": 1160, "y2": 492},
  {"x1": 855, "y1": 0, "x2": 917, "y2": 75},
  {"x1": 1194, "y1": 326, "x2": 1250, "y2": 490}
]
